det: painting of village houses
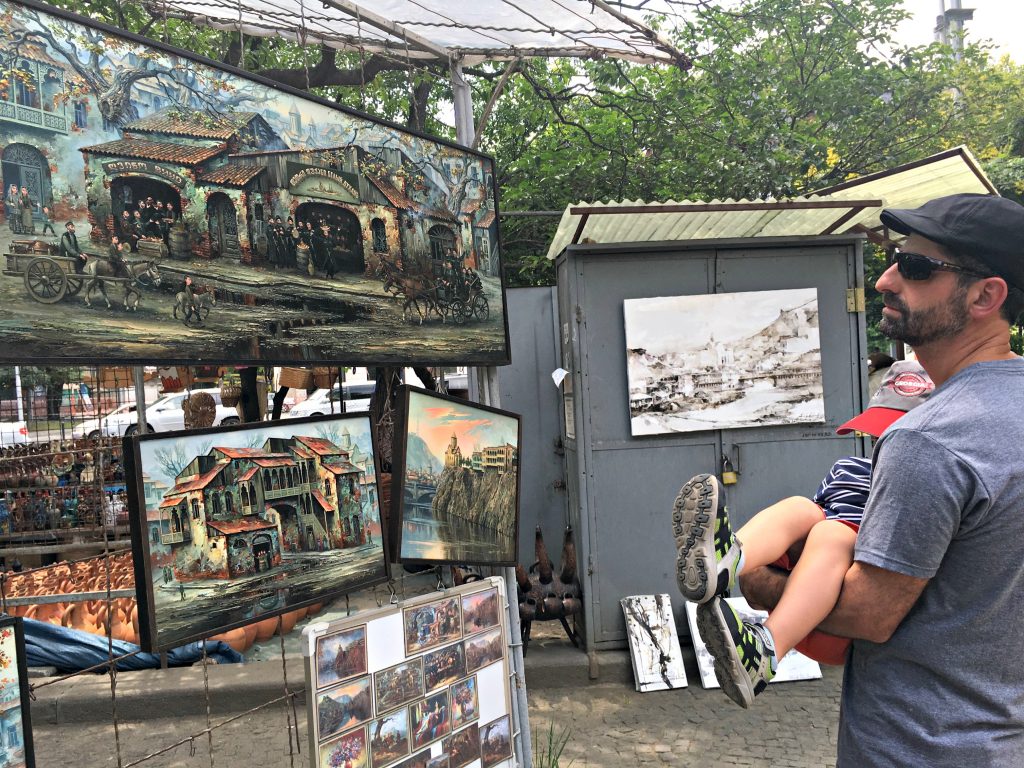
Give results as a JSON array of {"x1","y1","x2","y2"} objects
[
  {"x1": 623, "y1": 288, "x2": 825, "y2": 436},
  {"x1": 0, "y1": 619, "x2": 31, "y2": 768},
  {"x1": 127, "y1": 413, "x2": 387, "y2": 650},
  {"x1": 395, "y1": 388, "x2": 520, "y2": 566},
  {"x1": 0, "y1": 0, "x2": 507, "y2": 364}
]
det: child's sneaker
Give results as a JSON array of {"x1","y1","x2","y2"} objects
[
  {"x1": 671, "y1": 473, "x2": 742, "y2": 603},
  {"x1": 696, "y1": 597, "x2": 777, "y2": 708}
]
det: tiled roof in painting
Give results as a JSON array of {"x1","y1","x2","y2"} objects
[{"x1": 79, "y1": 138, "x2": 226, "y2": 166}]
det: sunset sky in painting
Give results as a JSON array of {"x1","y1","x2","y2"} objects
[{"x1": 406, "y1": 392, "x2": 518, "y2": 459}]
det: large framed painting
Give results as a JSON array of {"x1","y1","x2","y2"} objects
[
  {"x1": 623, "y1": 288, "x2": 824, "y2": 436},
  {"x1": 391, "y1": 387, "x2": 520, "y2": 566},
  {"x1": 0, "y1": 0, "x2": 508, "y2": 365},
  {"x1": 302, "y1": 578, "x2": 515, "y2": 768},
  {"x1": 0, "y1": 617, "x2": 33, "y2": 768},
  {"x1": 125, "y1": 413, "x2": 387, "y2": 650}
]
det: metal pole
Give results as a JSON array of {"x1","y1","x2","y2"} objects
[
  {"x1": 13, "y1": 366, "x2": 23, "y2": 422},
  {"x1": 133, "y1": 366, "x2": 148, "y2": 432},
  {"x1": 452, "y1": 60, "x2": 532, "y2": 768}
]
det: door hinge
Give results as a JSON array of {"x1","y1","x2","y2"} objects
[
  {"x1": 575, "y1": 305, "x2": 584, "y2": 324},
  {"x1": 846, "y1": 287, "x2": 865, "y2": 313}
]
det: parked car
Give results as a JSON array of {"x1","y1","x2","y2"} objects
[
  {"x1": 285, "y1": 383, "x2": 375, "y2": 419},
  {"x1": 0, "y1": 420, "x2": 30, "y2": 445},
  {"x1": 73, "y1": 390, "x2": 240, "y2": 438}
]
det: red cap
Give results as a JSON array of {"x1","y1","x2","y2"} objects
[{"x1": 837, "y1": 360, "x2": 934, "y2": 437}]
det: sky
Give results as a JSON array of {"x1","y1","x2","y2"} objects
[
  {"x1": 893, "y1": 1, "x2": 1021, "y2": 60},
  {"x1": 406, "y1": 392, "x2": 518, "y2": 459}
]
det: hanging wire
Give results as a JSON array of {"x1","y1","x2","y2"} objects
[
  {"x1": 201, "y1": 639, "x2": 216, "y2": 768},
  {"x1": 299, "y1": 0, "x2": 311, "y2": 92},
  {"x1": 355, "y1": 6, "x2": 367, "y2": 111}
]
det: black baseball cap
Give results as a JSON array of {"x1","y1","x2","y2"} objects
[{"x1": 880, "y1": 193, "x2": 1024, "y2": 289}]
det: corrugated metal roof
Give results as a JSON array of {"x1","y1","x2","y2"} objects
[
  {"x1": 546, "y1": 147, "x2": 996, "y2": 259},
  {"x1": 80, "y1": 138, "x2": 227, "y2": 167}
]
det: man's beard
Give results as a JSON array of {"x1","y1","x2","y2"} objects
[{"x1": 879, "y1": 284, "x2": 970, "y2": 347}]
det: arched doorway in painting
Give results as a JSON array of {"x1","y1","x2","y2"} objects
[
  {"x1": 274, "y1": 503, "x2": 301, "y2": 551},
  {"x1": 295, "y1": 202, "x2": 364, "y2": 273},
  {"x1": 207, "y1": 192, "x2": 240, "y2": 260},
  {"x1": 252, "y1": 533, "x2": 275, "y2": 572},
  {"x1": 109, "y1": 176, "x2": 182, "y2": 241},
  {"x1": 427, "y1": 224, "x2": 457, "y2": 275},
  {"x1": 2, "y1": 143, "x2": 52, "y2": 223}
]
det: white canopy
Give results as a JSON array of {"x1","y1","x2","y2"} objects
[{"x1": 158, "y1": 0, "x2": 688, "y2": 66}]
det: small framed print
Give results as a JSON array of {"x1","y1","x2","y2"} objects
[
  {"x1": 317, "y1": 676, "x2": 373, "y2": 741},
  {"x1": 317, "y1": 625, "x2": 368, "y2": 689},
  {"x1": 0, "y1": 617, "x2": 34, "y2": 768},
  {"x1": 409, "y1": 690, "x2": 451, "y2": 750},
  {"x1": 464, "y1": 627, "x2": 503, "y2": 674},
  {"x1": 318, "y1": 726, "x2": 368, "y2": 768},
  {"x1": 444, "y1": 723, "x2": 480, "y2": 768},
  {"x1": 373, "y1": 659, "x2": 424, "y2": 715},
  {"x1": 391, "y1": 386, "x2": 521, "y2": 566},
  {"x1": 461, "y1": 587, "x2": 500, "y2": 637},
  {"x1": 449, "y1": 677, "x2": 478, "y2": 729},
  {"x1": 368, "y1": 708, "x2": 409, "y2": 768},
  {"x1": 480, "y1": 715, "x2": 512, "y2": 768},
  {"x1": 391, "y1": 750, "x2": 432, "y2": 768},
  {"x1": 404, "y1": 597, "x2": 462, "y2": 656},
  {"x1": 423, "y1": 644, "x2": 466, "y2": 694}
]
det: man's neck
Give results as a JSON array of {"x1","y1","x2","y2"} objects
[{"x1": 912, "y1": 325, "x2": 1017, "y2": 386}]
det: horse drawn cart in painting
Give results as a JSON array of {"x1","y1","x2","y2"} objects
[
  {"x1": 5, "y1": 239, "x2": 161, "y2": 308},
  {"x1": 5, "y1": 239, "x2": 86, "y2": 304}
]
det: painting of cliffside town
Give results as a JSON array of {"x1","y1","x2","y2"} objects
[
  {"x1": 394, "y1": 388, "x2": 520, "y2": 566},
  {"x1": 624, "y1": 288, "x2": 824, "y2": 436},
  {"x1": 0, "y1": 618, "x2": 30, "y2": 768},
  {"x1": 126, "y1": 413, "x2": 386, "y2": 650},
  {"x1": 0, "y1": 0, "x2": 507, "y2": 364}
]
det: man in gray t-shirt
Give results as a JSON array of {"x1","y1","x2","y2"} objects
[{"x1": 741, "y1": 193, "x2": 1024, "y2": 767}]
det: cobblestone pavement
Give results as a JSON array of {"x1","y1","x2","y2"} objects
[
  {"x1": 527, "y1": 667, "x2": 843, "y2": 768},
  {"x1": 31, "y1": 665, "x2": 841, "y2": 768}
]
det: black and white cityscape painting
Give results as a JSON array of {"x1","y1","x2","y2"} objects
[{"x1": 624, "y1": 288, "x2": 824, "y2": 436}]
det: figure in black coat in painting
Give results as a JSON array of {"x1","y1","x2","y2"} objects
[{"x1": 60, "y1": 222, "x2": 88, "y2": 274}]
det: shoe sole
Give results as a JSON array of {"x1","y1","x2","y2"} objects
[
  {"x1": 696, "y1": 600, "x2": 756, "y2": 709},
  {"x1": 672, "y1": 473, "x2": 718, "y2": 604}
]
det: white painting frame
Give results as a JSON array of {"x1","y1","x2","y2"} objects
[
  {"x1": 620, "y1": 594, "x2": 688, "y2": 692},
  {"x1": 624, "y1": 288, "x2": 825, "y2": 436}
]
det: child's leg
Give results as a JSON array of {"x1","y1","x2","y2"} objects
[
  {"x1": 734, "y1": 496, "x2": 826, "y2": 574},
  {"x1": 762, "y1": 519, "x2": 857, "y2": 658}
]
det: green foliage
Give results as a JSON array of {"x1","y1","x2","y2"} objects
[
  {"x1": 532, "y1": 721, "x2": 574, "y2": 768},
  {"x1": 864, "y1": 244, "x2": 891, "y2": 355}
]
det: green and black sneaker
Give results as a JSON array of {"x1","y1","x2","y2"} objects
[
  {"x1": 696, "y1": 597, "x2": 777, "y2": 709},
  {"x1": 671, "y1": 473, "x2": 742, "y2": 604}
]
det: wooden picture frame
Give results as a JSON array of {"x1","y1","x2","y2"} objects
[
  {"x1": 125, "y1": 412, "x2": 388, "y2": 651},
  {"x1": 0, "y1": 0, "x2": 509, "y2": 366},
  {"x1": 391, "y1": 387, "x2": 521, "y2": 566},
  {"x1": 0, "y1": 616, "x2": 34, "y2": 768}
]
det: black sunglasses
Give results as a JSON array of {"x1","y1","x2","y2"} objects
[{"x1": 888, "y1": 250, "x2": 991, "y2": 281}]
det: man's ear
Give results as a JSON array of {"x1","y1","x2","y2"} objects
[{"x1": 970, "y1": 276, "x2": 1009, "y2": 320}]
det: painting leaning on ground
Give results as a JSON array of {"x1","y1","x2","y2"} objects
[
  {"x1": 0, "y1": 617, "x2": 33, "y2": 768},
  {"x1": 0, "y1": 0, "x2": 507, "y2": 365},
  {"x1": 125, "y1": 413, "x2": 387, "y2": 651},
  {"x1": 393, "y1": 387, "x2": 520, "y2": 566}
]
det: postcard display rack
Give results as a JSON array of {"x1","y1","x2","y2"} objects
[{"x1": 303, "y1": 577, "x2": 516, "y2": 768}]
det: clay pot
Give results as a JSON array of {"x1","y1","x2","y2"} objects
[
  {"x1": 275, "y1": 611, "x2": 300, "y2": 636},
  {"x1": 306, "y1": 602, "x2": 324, "y2": 617},
  {"x1": 253, "y1": 616, "x2": 279, "y2": 642},
  {"x1": 241, "y1": 622, "x2": 258, "y2": 649},
  {"x1": 211, "y1": 627, "x2": 249, "y2": 654}
]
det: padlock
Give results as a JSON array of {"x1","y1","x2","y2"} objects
[{"x1": 721, "y1": 454, "x2": 739, "y2": 485}]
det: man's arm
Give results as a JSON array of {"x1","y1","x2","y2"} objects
[{"x1": 741, "y1": 561, "x2": 928, "y2": 643}]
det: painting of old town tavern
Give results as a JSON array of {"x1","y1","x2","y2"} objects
[
  {"x1": 126, "y1": 413, "x2": 387, "y2": 650},
  {"x1": 623, "y1": 288, "x2": 825, "y2": 436},
  {"x1": 0, "y1": 0, "x2": 507, "y2": 364},
  {"x1": 393, "y1": 387, "x2": 520, "y2": 566}
]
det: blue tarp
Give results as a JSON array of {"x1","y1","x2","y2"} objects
[{"x1": 21, "y1": 618, "x2": 244, "y2": 671}]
